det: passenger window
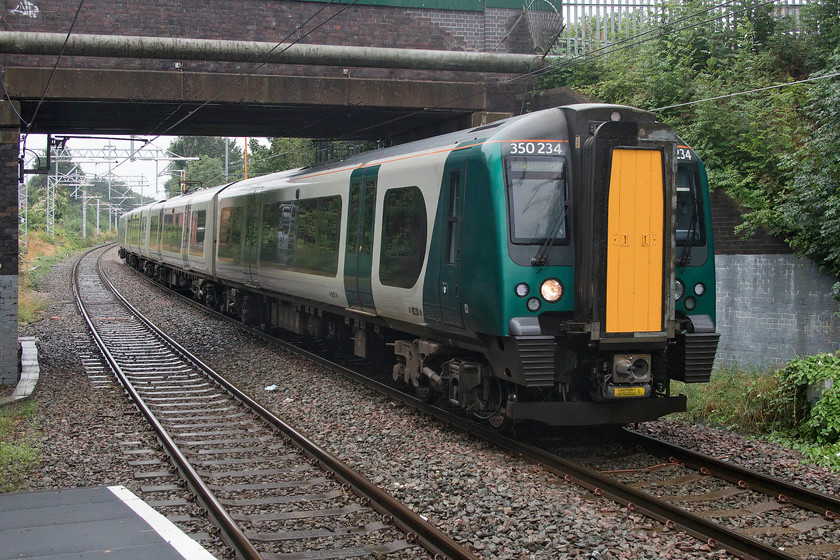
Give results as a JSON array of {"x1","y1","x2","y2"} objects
[
  {"x1": 218, "y1": 206, "x2": 244, "y2": 261},
  {"x1": 380, "y1": 187, "x2": 427, "y2": 288},
  {"x1": 162, "y1": 212, "x2": 183, "y2": 252},
  {"x1": 260, "y1": 196, "x2": 341, "y2": 276},
  {"x1": 150, "y1": 215, "x2": 159, "y2": 251},
  {"x1": 189, "y1": 210, "x2": 206, "y2": 256},
  {"x1": 195, "y1": 210, "x2": 206, "y2": 244}
]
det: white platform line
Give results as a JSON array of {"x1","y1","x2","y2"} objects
[{"x1": 107, "y1": 485, "x2": 216, "y2": 559}]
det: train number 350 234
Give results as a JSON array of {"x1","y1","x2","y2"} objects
[{"x1": 508, "y1": 142, "x2": 563, "y2": 155}]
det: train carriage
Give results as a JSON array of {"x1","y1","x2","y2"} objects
[{"x1": 119, "y1": 103, "x2": 719, "y2": 427}]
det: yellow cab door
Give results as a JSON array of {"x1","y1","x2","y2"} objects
[{"x1": 605, "y1": 148, "x2": 664, "y2": 333}]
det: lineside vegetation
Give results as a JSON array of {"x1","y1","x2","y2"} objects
[
  {"x1": 0, "y1": 401, "x2": 40, "y2": 492},
  {"x1": 676, "y1": 352, "x2": 840, "y2": 470}
]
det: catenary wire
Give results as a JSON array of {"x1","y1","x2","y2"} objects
[
  {"x1": 107, "y1": 0, "x2": 359, "y2": 174},
  {"x1": 54, "y1": 0, "x2": 807, "y2": 191},
  {"x1": 96, "y1": 0, "x2": 769, "y2": 165},
  {"x1": 516, "y1": 0, "x2": 779, "y2": 83},
  {"x1": 650, "y1": 70, "x2": 840, "y2": 112},
  {"x1": 20, "y1": 0, "x2": 85, "y2": 161}
]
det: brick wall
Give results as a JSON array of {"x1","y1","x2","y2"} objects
[
  {"x1": 2, "y1": 0, "x2": 534, "y2": 107},
  {"x1": 0, "y1": 107, "x2": 18, "y2": 384},
  {"x1": 710, "y1": 190, "x2": 839, "y2": 368},
  {"x1": 715, "y1": 254, "x2": 840, "y2": 368},
  {"x1": 710, "y1": 190, "x2": 792, "y2": 255}
]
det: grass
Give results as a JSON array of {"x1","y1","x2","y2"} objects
[
  {"x1": 0, "y1": 401, "x2": 40, "y2": 492},
  {"x1": 672, "y1": 362, "x2": 840, "y2": 471},
  {"x1": 673, "y1": 366, "x2": 787, "y2": 432},
  {"x1": 18, "y1": 229, "x2": 116, "y2": 326}
]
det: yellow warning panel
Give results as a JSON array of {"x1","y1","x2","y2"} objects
[{"x1": 605, "y1": 148, "x2": 664, "y2": 333}]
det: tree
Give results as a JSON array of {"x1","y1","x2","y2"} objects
[
  {"x1": 802, "y1": 0, "x2": 840, "y2": 68},
  {"x1": 770, "y1": 57, "x2": 840, "y2": 297},
  {"x1": 247, "y1": 138, "x2": 316, "y2": 176},
  {"x1": 164, "y1": 137, "x2": 243, "y2": 196}
]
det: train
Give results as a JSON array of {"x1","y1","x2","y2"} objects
[{"x1": 118, "y1": 103, "x2": 719, "y2": 428}]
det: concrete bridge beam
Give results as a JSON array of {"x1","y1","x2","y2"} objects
[{"x1": 5, "y1": 67, "x2": 488, "y2": 139}]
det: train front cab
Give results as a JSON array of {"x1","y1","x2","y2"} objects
[{"x1": 490, "y1": 105, "x2": 719, "y2": 426}]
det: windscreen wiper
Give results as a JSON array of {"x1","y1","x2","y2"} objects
[
  {"x1": 677, "y1": 197, "x2": 699, "y2": 267},
  {"x1": 531, "y1": 195, "x2": 569, "y2": 268}
]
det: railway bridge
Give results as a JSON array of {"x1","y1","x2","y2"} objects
[{"x1": 0, "y1": 0, "x2": 580, "y2": 382}]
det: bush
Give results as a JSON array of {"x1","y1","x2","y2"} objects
[{"x1": 777, "y1": 351, "x2": 840, "y2": 444}]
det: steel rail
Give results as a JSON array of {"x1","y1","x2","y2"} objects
[
  {"x1": 141, "y1": 288, "x2": 797, "y2": 559},
  {"x1": 97, "y1": 248, "x2": 479, "y2": 560},
  {"x1": 622, "y1": 429, "x2": 840, "y2": 520},
  {"x1": 113, "y1": 249, "x2": 810, "y2": 560},
  {"x1": 73, "y1": 246, "x2": 264, "y2": 560},
  {"x1": 417, "y1": 416, "x2": 800, "y2": 560}
]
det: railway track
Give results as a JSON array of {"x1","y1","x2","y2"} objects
[
  {"x1": 74, "y1": 244, "x2": 478, "y2": 560},
  {"x1": 107, "y1": 245, "x2": 840, "y2": 560},
  {"x1": 526, "y1": 429, "x2": 840, "y2": 560}
]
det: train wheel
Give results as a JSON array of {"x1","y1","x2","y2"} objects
[
  {"x1": 472, "y1": 379, "x2": 515, "y2": 432},
  {"x1": 486, "y1": 410, "x2": 514, "y2": 433},
  {"x1": 413, "y1": 379, "x2": 438, "y2": 403}
]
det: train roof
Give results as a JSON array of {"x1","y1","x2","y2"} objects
[{"x1": 131, "y1": 103, "x2": 665, "y2": 208}]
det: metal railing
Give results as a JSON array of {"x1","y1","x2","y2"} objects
[{"x1": 555, "y1": 0, "x2": 810, "y2": 55}]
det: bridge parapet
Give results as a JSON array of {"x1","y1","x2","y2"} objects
[{"x1": 1, "y1": 1, "x2": 557, "y2": 138}]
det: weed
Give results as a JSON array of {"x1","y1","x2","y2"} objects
[
  {"x1": 0, "y1": 401, "x2": 40, "y2": 492},
  {"x1": 777, "y1": 352, "x2": 840, "y2": 444},
  {"x1": 675, "y1": 352, "x2": 840, "y2": 472},
  {"x1": 675, "y1": 366, "x2": 785, "y2": 433}
]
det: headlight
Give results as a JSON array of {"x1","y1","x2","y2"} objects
[
  {"x1": 540, "y1": 278, "x2": 564, "y2": 303},
  {"x1": 694, "y1": 282, "x2": 706, "y2": 296},
  {"x1": 515, "y1": 283, "x2": 530, "y2": 298},
  {"x1": 685, "y1": 297, "x2": 696, "y2": 311},
  {"x1": 527, "y1": 297, "x2": 541, "y2": 312},
  {"x1": 675, "y1": 279, "x2": 685, "y2": 301}
]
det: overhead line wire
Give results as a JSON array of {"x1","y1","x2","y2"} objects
[
  {"x1": 20, "y1": 0, "x2": 85, "y2": 158},
  {"x1": 118, "y1": 0, "x2": 756, "y2": 169},
  {"x1": 339, "y1": 0, "x2": 791, "y2": 139},
  {"x1": 109, "y1": 0, "x2": 359, "y2": 174},
  {"x1": 520, "y1": 0, "x2": 779, "y2": 83},
  {"x1": 650, "y1": 70, "x2": 840, "y2": 111},
  {"x1": 103, "y1": 0, "x2": 804, "y2": 190}
]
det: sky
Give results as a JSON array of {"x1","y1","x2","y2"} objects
[{"x1": 21, "y1": 134, "x2": 257, "y2": 203}]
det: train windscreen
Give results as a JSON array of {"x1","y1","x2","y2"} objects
[{"x1": 505, "y1": 156, "x2": 568, "y2": 245}]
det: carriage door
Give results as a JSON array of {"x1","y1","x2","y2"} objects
[
  {"x1": 153, "y1": 209, "x2": 163, "y2": 258},
  {"x1": 181, "y1": 204, "x2": 192, "y2": 269},
  {"x1": 244, "y1": 187, "x2": 262, "y2": 284},
  {"x1": 605, "y1": 148, "x2": 664, "y2": 333},
  {"x1": 344, "y1": 166, "x2": 379, "y2": 314},
  {"x1": 439, "y1": 158, "x2": 466, "y2": 328}
]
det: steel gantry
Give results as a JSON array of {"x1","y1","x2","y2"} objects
[{"x1": 21, "y1": 136, "x2": 196, "y2": 240}]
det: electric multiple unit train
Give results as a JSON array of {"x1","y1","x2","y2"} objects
[{"x1": 119, "y1": 104, "x2": 719, "y2": 427}]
